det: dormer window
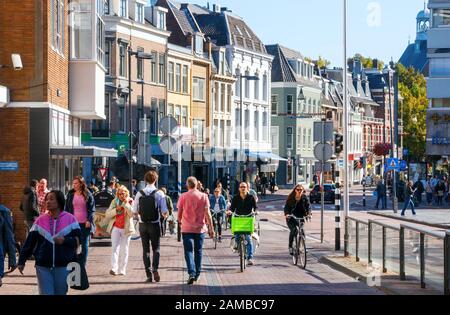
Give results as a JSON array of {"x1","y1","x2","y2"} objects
[
  {"x1": 220, "y1": 51, "x2": 226, "y2": 75},
  {"x1": 157, "y1": 10, "x2": 166, "y2": 30},
  {"x1": 195, "y1": 33, "x2": 204, "y2": 55},
  {"x1": 136, "y1": 3, "x2": 144, "y2": 23},
  {"x1": 235, "y1": 25, "x2": 243, "y2": 36},
  {"x1": 120, "y1": 0, "x2": 127, "y2": 18}
]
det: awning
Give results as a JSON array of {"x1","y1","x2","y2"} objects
[
  {"x1": 247, "y1": 151, "x2": 288, "y2": 162},
  {"x1": 50, "y1": 146, "x2": 118, "y2": 158}
]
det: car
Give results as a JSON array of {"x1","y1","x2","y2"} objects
[
  {"x1": 309, "y1": 184, "x2": 336, "y2": 204},
  {"x1": 361, "y1": 176, "x2": 373, "y2": 187}
]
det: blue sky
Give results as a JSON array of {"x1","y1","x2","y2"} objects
[{"x1": 171, "y1": 0, "x2": 428, "y2": 67}]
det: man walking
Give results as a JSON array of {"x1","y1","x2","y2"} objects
[
  {"x1": 375, "y1": 180, "x2": 387, "y2": 210},
  {"x1": 401, "y1": 181, "x2": 417, "y2": 216},
  {"x1": 133, "y1": 170, "x2": 168, "y2": 283},
  {"x1": 20, "y1": 179, "x2": 40, "y2": 233},
  {"x1": 178, "y1": 177, "x2": 214, "y2": 285}
]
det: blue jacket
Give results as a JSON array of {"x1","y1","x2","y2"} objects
[
  {"x1": 64, "y1": 189, "x2": 96, "y2": 233},
  {"x1": 209, "y1": 195, "x2": 227, "y2": 212},
  {"x1": 0, "y1": 205, "x2": 17, "y2": 275}
]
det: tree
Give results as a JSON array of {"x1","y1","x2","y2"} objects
[
  {"x1": 315, "y1": 55, "x2": 331, "y2": 70},
  {"x1": 348, "y1": 53, "x2": 384, "y2": 70},
  {"x1": 396, "y1": 63, "x2": 427, "y2": 161}
]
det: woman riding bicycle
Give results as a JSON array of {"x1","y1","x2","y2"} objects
[
  {"x1": 209, "y1": 189, "x2": 227, "y2": 242},
  {"x1": 284, "y1": 185, "x2": 311, "y2": 256}
]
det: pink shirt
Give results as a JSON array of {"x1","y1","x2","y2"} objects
[
  {"x1": 177, "y1": 189, "x2": 210, "y2": 234},
  {"x1": 73, "y1": 194, "x2": 88, "y2": 224}
]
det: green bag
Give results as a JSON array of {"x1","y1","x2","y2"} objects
[{"x1": 231, "y1": 216, "x2": 254, "y2": 234}]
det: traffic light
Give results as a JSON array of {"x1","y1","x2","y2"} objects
[{"x1": 334, "y1": 133, "x2": 344, "y2": 154}]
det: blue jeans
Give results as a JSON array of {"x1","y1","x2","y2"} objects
[
  {"x1": 79, "y1": 224, "x2": 90, "y2": 267},
  {"x1": 35, "y1": 266, "x2": 69, "y2": 295},
  {"x1": 0, "y1": 242, "x2": 4, "y2": 278},
  {"x1": 234, "y1": 233, "x2": 254, "y2": 260},
  {"x1": 401, "y1": 197, "x2": 416, "y2": 215},
  {"x1": 182, "y1": 233, "x2": 205, "y2": 279},
  {"x1": 375, "y1": 195, "x2": 386, "y2": 209},
  {"x1": 426, "y1": 193, "x2": 433, "y2": 205}
]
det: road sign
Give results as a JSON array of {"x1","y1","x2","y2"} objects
[
  {"x1": 159, "y1": 116, "x2": 178, "y2": 135},
  {"x1": 99, "y1": 168, "x2": 108, "y2": 181},
  {"x1": 313, "y1": 121, "x2": 334, "y2": 142},
  {"x1": 314, "y1": 143, "x2": 333, "y2": 162},
  {"x1": 400, "y1": 160, "x2": 407, "y2": 171},
  {"x1": 159, "y1": 136, "x2": 177, "y2": 155},
  {"x1": 0, "y1": 162, "x2": 18, "y2": 171},
  {"x1": 386, "y1": 158, "x2": 400, "y2": 171},
  {"x1": 338, "y1": 159, "x2": 344, "y2": 169}
]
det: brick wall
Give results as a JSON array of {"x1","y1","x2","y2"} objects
[{"x1": 0, "y1": 109, "x2": 30, "y2": 243}]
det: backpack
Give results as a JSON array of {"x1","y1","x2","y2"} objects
[{"x1": 138, "y1": 190, "x2": 160, "y2": 223}]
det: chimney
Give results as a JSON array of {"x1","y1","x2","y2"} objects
[
  {"x1": 180, "y1": 3, "x2": 189, "y2": 10},
  {"x1": 373, "y1": 58, "x2": 379, "y2": 70},
  {"x1": 213, "y1": 4, "x2": 221, "y2": 13}
]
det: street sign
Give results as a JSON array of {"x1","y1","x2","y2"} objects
[
  {"x1": 386, "y1": 158, "x2": 400, "y2": 171},
  {"x1": 403, "y1": 148, "x2": 409, "y2": 157},
  {"x1": 313, "y1": 121, "x2": 334, "y2": 142},
  {"x1": 314, "y1": 143, "x2": 333, "y2": 162},
  {"x1": 400, "y1": 160, "x2": 407, "y2": 171},
  {"x1": 0, "y1": 162, "x2": 18, "y2": 171},
  {"x1": 159, "y1": 116, "x2": 178, "y2": 135},
  {"x1": 338, "y1": 159, "x2": 344, "y2": 169},
  {"x1": 159, "y1": 136, "x2": 178, "y2": 155},
  {"x1": 99, "y1": 168, "x2": 108, "y2": 181}
]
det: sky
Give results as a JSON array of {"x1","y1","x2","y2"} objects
[{"x1": 167, "y1": 0, "x2": 428, "y2": 68}]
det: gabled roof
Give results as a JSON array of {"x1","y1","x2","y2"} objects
[
  {"x1": 195, "y1": 13, "x2": 229, "y2": 46},
  {"x1": 167, "y1": 0, "x2": 200, "y2": 35},
  {"x1": 225, "y1": 15, "x2": 266, "y2": 53}
]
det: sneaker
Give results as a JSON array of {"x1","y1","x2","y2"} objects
[
  {"x1": 247, "y1": 259, "x2": 255, "y2": 266},
  {"x1": 187, "y1": 276, "x2": 196, "y2": 285},
  {"x1": 109, "y1": 270, "x2": 117, "y2": 276},
  {"x1": 194, "y1": 274, "x2": 200, "y2": 282},
  {"x1": 218, "y1": 236, "x2": 222, "y2": 243},
  {"x1": 289, "y1": 247, "x2": 294, "y2": 256},
  {"x1": 153, "y1": 271, "x2": 160, "y2": 283},
  {"x1": 145, "y1": 277, "x2": 153, "y2": 283}
]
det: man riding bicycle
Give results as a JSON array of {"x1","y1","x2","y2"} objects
[
  {"x1": 284, "y1": 185, "x2": 311, "y2": 255},
  {"x1": 209, "y1": 189, "x2": 227, "y2": 242},
  {"x1": 227, "y1": 182, "x2": 258, "y2": 266}
]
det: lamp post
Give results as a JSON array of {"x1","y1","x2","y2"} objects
[
  {"x1": 343, "y1": 0, "x2": 350, "y2": 219},
  {"x1": 128, "y1": 47, "x2": 153, "y2": 195},
  {"x1": 238, "y1": 73, "x2": 259, "y2": 183}
]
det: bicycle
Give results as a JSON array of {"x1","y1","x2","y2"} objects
[
  {"x1": 286, "y1": 214, "x2": 309, "y2": 269},
  {"x1": 211, "y1": 209, "x2": 223, "y2": 249},
  {"x1": 231, "y1": 212, "x2": 256, "y2": 272}
]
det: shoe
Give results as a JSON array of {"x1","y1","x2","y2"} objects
[
  {"x1": 247, "y1": 259, "x2": 255, "y2": 266},
  {"x1": 194, "y1": 274, "x2": 200, "y2": 282},
  {"x1": 153, "y1": 271, "x2": 160, "y2": 283},
  {"x1": 145, "y1": 277, "x2": 153, "y2": 283},
  {"x1": 289, "y1": 247, "x2": 294, "y2": 256},
  {"x1": 187, "y1": 276, "x2": 196, "y2": 285},
  {"x1": 218, "y1": 237, "x2": 222, "y2": 243},
  {"x1": 109, "y1": 270, "x2": 117, "y2": 276}
]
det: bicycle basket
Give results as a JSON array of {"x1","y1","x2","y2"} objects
[{"x1": 231, "y1": 216, "x2": 255, "y2": 234}]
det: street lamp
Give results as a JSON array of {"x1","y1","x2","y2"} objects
[
  {"x1": 128, "y1": 47, "x2": 152, "y2": 195},
  {"x1": 238, "y1": 73, "x2": 259, "y2": 183}
]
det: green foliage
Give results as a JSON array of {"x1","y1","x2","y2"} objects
[
  {"x1": 396, "y1": 63, "x2": 428, "y2": 160},
  {"x1": 316, "y1": 55, "x2": 331, "y2": 69},
  {"x1": 348, "y1": 53, "x2": 384, "y2": 70}
]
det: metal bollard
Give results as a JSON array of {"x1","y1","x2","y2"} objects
[
  {"x1": 344, "y1": 217, "x2": 349, "y2": 257},
  {"x1": 335, "y1": 178, "x2": 341, "y2": 251}
]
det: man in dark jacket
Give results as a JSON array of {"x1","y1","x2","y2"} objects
[
  {"x1": 375, "y1": 180, "x2": 387, "y2": 210},
  {"x1": 0, "y1": 194, "x2": 17, "y2": 287},
  {"x1": 20, "y1": 179, "x2": 40, "y2": 232}
]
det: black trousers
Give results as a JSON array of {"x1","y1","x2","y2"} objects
[
  {"x1": 212, "y1": 212, "x2": 223, "y2": 236},
  {"x1": 286, "y1": 218, "x2": 304, "y2": 248},
  {"x1": 139, "y1": 222, "x2": 161, "y2": 277}
]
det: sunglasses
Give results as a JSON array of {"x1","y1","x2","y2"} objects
[
  {"x1": 296, "y1": 188, "x2": 303, "y2": 192},
  {"x1": 239, "y1": 186, "x2": 247, "y2": 189}
]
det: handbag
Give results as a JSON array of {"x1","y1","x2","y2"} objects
[{"x1": 70, "y1": 254, "x2": 90, "y2": 291}]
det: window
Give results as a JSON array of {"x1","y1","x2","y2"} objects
[
  {"x1": 226, "y1": 121, "x2": 231, "y2": 146},
  {"x1": 262, "y1": 112, "x2": 268, "y2": 141},
  {"x1": 303, "y1": 128, "x2": 307, "y2": 150},
  {"x1": 120, "y1": 0, "x2": 127, "y2": 18},
  {"x1": 193, "y1": 77, "x2": 206, "y2": 101},
  {"x1": 51, "y1": 0, "x2": 64, "y2": 53},
  {"x1": 195, "y1": 34, "x2": 204, "y2": 55},
  {"x1": 220, "y1": 51, "x2": 226, "y2": 75},
  {"x1": 193, "y1": 120, "x2": 205, "y2": 143},
  {"x1": 105, "y1": 41, "x2": 111, "y2": 75},
  {"x1": 433, "y1": 9, "x2": 450, "y2": 27},
  {"x1": 235, "y1": 109, "x2": 240, "y2": 139},
  {"x1": 159, "y1": 100, "x2": 165, "y2": 127},
  {"x1": 182, "y1": 106, "x2": 188, "y2": 126},
  {"x1": 182, "y1": 65, "x2": 189, "y2": 93},
  {"x1": 159, "y1": 54, "x2": 165, "y2": 84},
  {"x1": 235, "y1": 69, "x2": 241, "y2": 96},
  {"x1": 432, "y1": 98, "x2": 450, "y2": 108},
  {"x1": 221, "y1": 83, "x2": 226, "y2": 112},
  {"x1": 245, "y1": 110, "x2": 250, "y2": 140},
  {"x1": 157, "y1": 10, "x2": 166, "y2": 30},
  {"x1": 244, "y1": 71, "x2": 250, "y2": 98},
  {"x1": 137, "y1": 47, "x2": 144, "y2": 80},
  {"x1": 96, "y1": 2, "x2": 105, "y2": 65},
  {"x1": 118, "y1": 100, "x2": 126, "y2": 133},
  {"x1": 227, "y1": 85, "x2": 232, "y2": 112},
  {"x1": 175, "y1": 64, "x2": 181, "y2": 93},
  {"x1": 308, "y1": 129, "x2": 312, "y2": 149},
  {"x1": 150, "y1": 51, "x2": 157, "y2": 83},
  {"x1": 271, "y1": 95, "x2": 278, "y2": 115},
  {"x1": 297, "y1": 128, "x2": 301, "y2": 149},
  {"x1": 220, "y1": 120, "x2": 225, "y2": 147},
  {"x1": 430, "y1": 58, "x2": 450, "y2": 77},
  {"x1": 150, "y1": 98, "x2": 157, "y2": 134},
  {"x1": 136, "y1": 3, "x2": 144, "y2": 23},
  {"x1": 168, "y1": 62, "x2": 174, "y2": 91},
  {"x1": 214, "y1": 119, "x2": 219, "y2": 146},
  {"x1": 91, "y1": 93, "x2": 111, "y2": 138},
  {"x1": 287, "y1": 95, "x2": 293, "y2": 114},
  {"x1": 263, "y1": 74, "x2": 268, "y2": 101},
  {"x1": 287, "y1": 127, "x2": 293, "y2": 149},
  {"x1": 254, "y1": 74, "x2": 259, "y2": 100},
  {"x1": 271, "y1": 127, "x2": 279, "y2": 151},
  {"x1": 254, "y1": 111, "x2": 259, "y2": 141},
  {"x1": 168, "y1": 103, "x2": 174, "y2": 117},
  {"x1": 214, "y1": 82, "x2": 219, "y2": 112},
  {"x1": 174, "y1": 105, "x2": 181, "y2": 123},
  {"x1": 119, "y1": 43, "x2": 127, "y2": 77},
  {"x1": 104, "y1": 0, "x2": 110, "y2": 15},
  {"x1": 137, "y1": 95, "x2": 144, "y2": 130}
]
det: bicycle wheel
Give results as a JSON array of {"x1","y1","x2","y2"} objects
[
  {"x1": 298, "y1": 236, "x2": 307, "y2": 269},
  {"x1": 214, "y1": 220, "x2": 219, "y2": 249},
  {"x1": 239, "y1": 237, "x2": 245, "y2": 272},
  {"x1": 292, "y1": 232, "x2": 299, "y2": 265}
]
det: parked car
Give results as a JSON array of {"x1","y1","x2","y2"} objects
[
  {"x1": 361, "y1": 175, "x2": 373, "y2": 187},
  {"x1": 309, "y1": 184, "x2": 336, "y2": 204}
]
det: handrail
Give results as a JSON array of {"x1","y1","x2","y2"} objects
[
  {"x1": 400, "y1": 223, "x2": 446, "y2": 240},
  {"x1": 347, "y1": 216, "x2": 369, "y2": 225},
  {"x1": 369, "y1": 219, "x2": 401, "y2": 231}
]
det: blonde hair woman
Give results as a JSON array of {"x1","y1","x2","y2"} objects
[{"x1": 104, "y1": 185, "x2": 135, "y2": 276}]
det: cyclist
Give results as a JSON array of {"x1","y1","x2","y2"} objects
[
  {"x1": 209, "y1": 188, "x2": 227, "y2": 242},
  {"x1": 284, "y1": 185, "x2": 311, "y2": 255},
  {"x1": 246, "y1": 182, "x2": 259, "y2": 203},
  {"x1": 227, "y1": 182, "x2": 258, "y2": 266}
]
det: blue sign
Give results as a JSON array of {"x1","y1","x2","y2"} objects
[
  {"x1": 386, "y1": 158, "x2": 399, "y2": 171},
  {"x1": 403, "y1": 148, "x2": 409, "y2": 156},
  {"x1": 399, "y1": 160, "x2": 407, "y2": 171},
  {"x1": 0, "y1": 162, "x2": 19, "y2": 172}
]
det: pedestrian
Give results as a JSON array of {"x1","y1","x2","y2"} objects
[
  {"x1": 435, "y1": 180, "x2": 446, "y2": 206},
  {"x1": 88, "y1": 180, "x2": 99, "y2": 195},
  {"x1": 254, "y1": 175, "x2": 261, "y2": 194},
  {"x1": 413, "y1": 179, "x2": 424, "y2": 206},
  {"x1": 18, "y1": 190, "x2": 81, "y2": 295},
  {"x1": 425, "y1": 176, "x2": 434, "y2": 206},
  {"x1": 64, "y1": 176, "x2": 96, "y2": 268},
  {"x1": 20, "y1": 179, "x2": 40, "y2": 233},
  {"x1": 375, "y1": 180, "x2": 387, "y2": 209},
  {"x1": 0, "y1": 193, "x2": 18, "y2": 288},
  {"x1": 209, "y1": 187, "x2": 227, "y2": 242},
  {"x1": 284, "y1": 185, "x2": 311, "y2": 255},
  {"x1": 260, "y1": 174, "x2": 268, "y2": 196},
  {"x1": 133, "y1": 170, "x2": 168, "y2": 283},
  {"x1": 159, "y1": 187, "x2": 174, "y2": 236},
  {"x1": 401, "y1": 181, "x2": 417, "y2": 216},
  {"x1": 37, "y1": 178, "x2": 50, "y2": 214},
  {"x1": 132, "y1": 179, "x2": 138, "y2": 197},
  {"x1": 104, "y1": 185, "x2": 134, "y2": 276},
  {"x1": 246, "y1": 182, "x2": 259, "y2": 203},
  {"x1": 107, "y1": 180, "x2": 116, "y2": 195},
  {"x1": 227, "y1": 182, "x2": 258, "y2": 266},
  {"x1": 178, "y1": 177, "x2": 214, "y2": 285},
  {"x1": 269, "y1": 173, "x2": 277, "y2": 194}
]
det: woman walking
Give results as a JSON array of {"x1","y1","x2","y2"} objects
[
  {"x1": 37, "y1": 178, "x2": 50, "y2": 214},
  {"x1": 65, "y1": 176, "x2": 95, "y2": 267},
  {"x1": 284, "y1": 185, "x2": 311, "y2": 255},
  {"x1": 18, "y1": 190, "x2": 81, "y2": 295},
  {"x1": 104, "y1": 186, "x2": 134, "y2": 276},
  {"x1": 401, "y1": 181, "x2": 417, "y2": 216}
]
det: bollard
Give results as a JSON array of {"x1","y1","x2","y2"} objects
[
  {"x1": 335, "y1": 175, "x2": 341, "y2": 251},
  {"x1": 344, "y1": 217, "x2": 349, "y2": 257},
  {"x1": 368, "y1": 222, "x2": 372, "y2": 264}
]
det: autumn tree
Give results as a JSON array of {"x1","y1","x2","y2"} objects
[{"x1": 348, "y1": 53, "x2": 384, "y2": 70}]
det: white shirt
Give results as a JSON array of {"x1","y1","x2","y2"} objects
[
  {"x1": 132, "y1": 184, "x2": 168, "y2": 216},
  {"x1": 213, "y1": 198, "x2": 221, "y2": 213}
]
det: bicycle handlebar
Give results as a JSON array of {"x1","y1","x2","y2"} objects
[
  {"x1": 231, "y1": 212, "x2": 256, "y2": 218},
  {"x1": 287, "y1": 214, "x2": 311, "y2": 222}
]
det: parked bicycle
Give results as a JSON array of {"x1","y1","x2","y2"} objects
[{"x1": 286, "y1": 214, "x2": 310, "y2": 269}]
